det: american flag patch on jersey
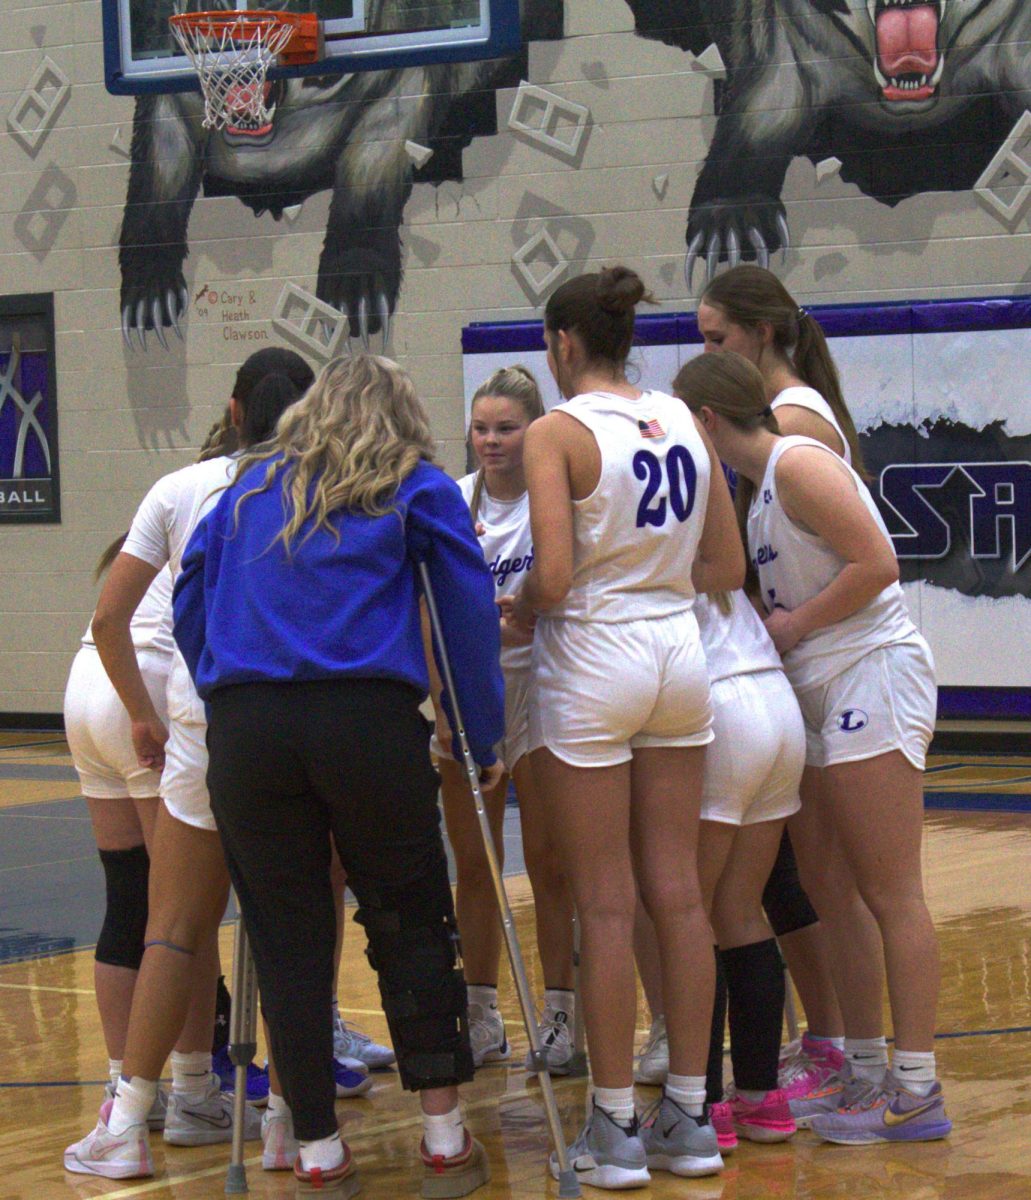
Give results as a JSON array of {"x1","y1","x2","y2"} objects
[{"x1": 638, "y1": 417, "x2": 665, "y2": 439}]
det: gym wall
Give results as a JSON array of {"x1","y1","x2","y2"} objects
[{"x1": 0, "y1": 0, "x2": 1028, "y2": 718}]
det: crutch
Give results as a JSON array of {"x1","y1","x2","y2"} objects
[
  {"x1": 225, "y1": 907, "x2": 259, "y2": 1195},
  {"x1": 567, "y1": 911, "x2": 588, "y2": 1077},
  {"x1": 783, "y1": 966, "x2": 800, "y2": 1045},
  {"x1": 420, "y1": 563, "x2": 580, "y2": 1199}
]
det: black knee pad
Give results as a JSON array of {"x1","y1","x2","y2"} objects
[
  {"x1": 353, "y1": 850, "x2": 474, "y2": 1091},
  {"x1": 96, "y1": 844, "x2": 149, "y2": 969},
  {"x1": 762, "y1": 831, "x2": 819, "y2": 936}
]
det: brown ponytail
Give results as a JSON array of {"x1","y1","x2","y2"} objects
[
  {"x1": 94, "y1": 533, "x2": 128, "y2": 582},
  {"x1": 701, "y1": 265, "x2": 867, "y2": 477},
  {"x1": 545, "y1": 265, "x2": 656, "y2": 369},
  {"x1": 671, "y1": 351, "x2": 777, "y2": 578},
  {"x1": 197, "y1": 406, "x2": 239, "y2": 461}
]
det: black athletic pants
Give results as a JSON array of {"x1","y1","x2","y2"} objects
[{"x1": 206, "y1": 678, "x2": 467, "y2": 1141}]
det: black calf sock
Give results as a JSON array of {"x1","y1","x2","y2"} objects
[
  {"x1": 720, "y1": 938, "x2": 784, "y2": 1093},
  {"x1": 705, "y1": 946, "x2": 728, "y2": 1104}
]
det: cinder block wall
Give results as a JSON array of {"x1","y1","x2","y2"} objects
[{"x1": 1, "y1": 0, "x2": 1028, "y2": 716}]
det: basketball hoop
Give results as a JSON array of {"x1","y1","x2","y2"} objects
[{"x1": 169, "y1": 10, "x2": 320, "y2": 131}]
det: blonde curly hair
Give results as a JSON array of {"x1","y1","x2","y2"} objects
[{"x1": 232, "y1": 353, "x2": 435, "y2": 551}]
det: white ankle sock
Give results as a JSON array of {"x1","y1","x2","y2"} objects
[
  {"x1": 108, "y1": 1059, "x2": 123, "y2": 1090},
  {"x1": 844, "y1": 1037, "x2": 888, "y2": 1082},
  {"x1": 110, "y1": 1076, "x2": 157, "y2": 1134},
  {"x1": 267, "y1": 1091, "x2": 289, "y2": 1118},
  {"x1": 422, "y1": 1104, "x2": 465, "y2": 1159},
  {"x1": 593, "y1": 1085, "x2": 636, "y2": 1125},
  {"x1": 665, "y1": 1074, "x2": 706, "y2": 1117},
  {"x1": 171, "y1": 1050, "x2": 212, "y2": 1102},
  {"x1": 892, "y1": 1050, "x2": 937, "y2": 1095},
  {"x1": 543, "y1": 988, "x2": 574, "y2": 1020},
  {"x1": 299, "y1": 1131, "x2": 344, "y2": 1171}
]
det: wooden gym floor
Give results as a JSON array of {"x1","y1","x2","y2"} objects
[{"x1": 0, "y1": 732, "x2": 1028, "y2": 1199}]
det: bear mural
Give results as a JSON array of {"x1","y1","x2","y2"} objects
[
  {"x1": 626, "y1": 0, "x2": 1031, "y2": 285},
  {"x1": 117, "y1": 0, "x2": 1031, "y2": 348},
  {"x1": 117, "y1": 0, "x2": 563, "y2": 349}
]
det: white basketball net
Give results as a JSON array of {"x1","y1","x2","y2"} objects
[{"x1": 170, "y1": 13, "x2": 296, "y2": 131}]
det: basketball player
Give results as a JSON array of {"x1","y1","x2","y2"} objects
[
  {"x1": 63, "y1": 418, "x2": 240, "y2": 1134},
  {"x1": 680, "y1": 350, "x2": 950, "y2": 1146},
  {"x1": 698, "y1": 265, "x2": 882, "y2": 1119},
  {"x1": 633, "y1": 584, "x2": 805, "y2": 1152},
  {"x1": 506, "y1": 267, "x2": 744, "y2": 1186},
  {"x1": 431, "y1": 365, "x2": 576, "y2": 1074},
  {"x1": 64, "y1": 349, "x2": 315, "y2": 1181}
]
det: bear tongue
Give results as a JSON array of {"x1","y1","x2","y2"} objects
[{"x1": 877, "y1": 5, "x2": 939, "y2": 76}]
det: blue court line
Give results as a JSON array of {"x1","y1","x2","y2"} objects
[
  {"x1": 932, "y1": 1025, "x2": 1031, "y2": 1040},
  {"x1": 3, "y1": 1025, "x2": 1029, "y2": 1089},
  {"x1": 924, "y1": 792, "x2": 1031, "y2": 814}
]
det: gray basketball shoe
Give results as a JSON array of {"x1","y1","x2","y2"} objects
[
  {"x1": 640, "y1": 1095, "x2": 724, "y2": 1178},
  {"x1": 550, "y1": 1102, "x2": 650, "y2": 1190}
]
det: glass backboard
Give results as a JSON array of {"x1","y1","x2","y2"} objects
[{"x1": 102, "y1": 0, "x2": 522, "y2": 94}]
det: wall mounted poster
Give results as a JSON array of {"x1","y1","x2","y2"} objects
[{"x1": 0, "y1": 295, "x2": 59, "y2": 525}]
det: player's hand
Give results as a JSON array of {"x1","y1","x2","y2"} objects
[
  {"x1": 497, "y1": 599, "x2": 534, "y2": 647},
  {"x1": 132, "y1": 716, "x2": 169, "y2": 771},
  {"x1": 478, "y1": 759, "x2": 506, "y2": 793},
  {"x1": 474, "y1": 521, "x2": 486, "y2": 537},
  {"x1": 499, "y1": 593, "x2": 536, "y2": 636},
  {"x1": 764, "y1": 608, "x2": 802, "y2": 656}
]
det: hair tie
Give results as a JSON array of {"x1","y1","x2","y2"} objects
[
  {"x1": 761, "y1": 405, "x2": 773, "y2": 418},
  {"x1": 796, "y1": 306, "x2": 809, "y2": 322}
]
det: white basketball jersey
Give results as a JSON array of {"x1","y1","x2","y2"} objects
[
  {"x1": 82, "y1": 568, "x2": 175, "y2": 657},
  {"x1": 547, "y1": 390, "x2": 711, "y2": 623},
  {"x1": 748, "y1": 436, "x2": 918, "y2": 690},
  {"x1": 458, "y1": 472, "x2": 533, "y2": 674},
  {"x1": 694, "y1": 590, "x2": 782, "y2": 685},
  {"x1": 771, "y1": 386, "x2": 852, "y2": 466}
]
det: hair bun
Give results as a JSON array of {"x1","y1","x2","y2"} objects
[{"x1": 597, "y1": 265, "x2": 648, "y2": 315}]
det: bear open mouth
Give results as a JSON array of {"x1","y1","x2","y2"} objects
[
  {"x1": 220, "y1": 81, "x2": 281, "y2": 145},
  {"x1": 868, "y1": 0, "x2": 946, "y2": 102}
]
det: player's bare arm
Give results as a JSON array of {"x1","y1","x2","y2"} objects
[{"x1": 767, "y1": 446, "x2": 899, "y2": 654}]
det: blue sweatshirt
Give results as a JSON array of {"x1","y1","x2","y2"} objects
[{"x1": 173, "y1": 457, "x2": 505, "y2": 765}]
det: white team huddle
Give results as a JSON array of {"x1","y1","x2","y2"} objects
[{"x1": 62, "y1": 264, "x2": 950, "y2": 1196}]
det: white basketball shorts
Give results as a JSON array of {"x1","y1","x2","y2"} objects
[
  {"x1": 160, "y1": 717, "x2": 216, "y2": 831},
  {"x1": 700, "y1": 669, "x2": 804, "y2": 826},
  {"x1": 64, "y1": 645, "x2": 170, "y2": 800},
  {"x1": 432, "y1": 664, "x2": 532, "y2": 772},
  {"x1": 795, "y1": 638, "x2": 937, "y2": 771},
  {"x1": 529, "y1": 611, "x2": 713, "y2": 768}
]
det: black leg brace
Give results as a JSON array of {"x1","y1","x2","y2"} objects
[
  {"x1": 353, "y1": 847, "x2": 474, "y2": 1092},
  {"x1": 96, "y1": 844, "x2": 149, "y2": 969},
  {"x1": 762, "y1": 829, "x2": 819, "y2": 937},
  {"x1": 212, "y1": 974, "x2": 232, "y2": 1055}
]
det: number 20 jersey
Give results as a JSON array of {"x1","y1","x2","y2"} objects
[{"x1": 546, "y1": 389, "x2": 711, "y2": 623}]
